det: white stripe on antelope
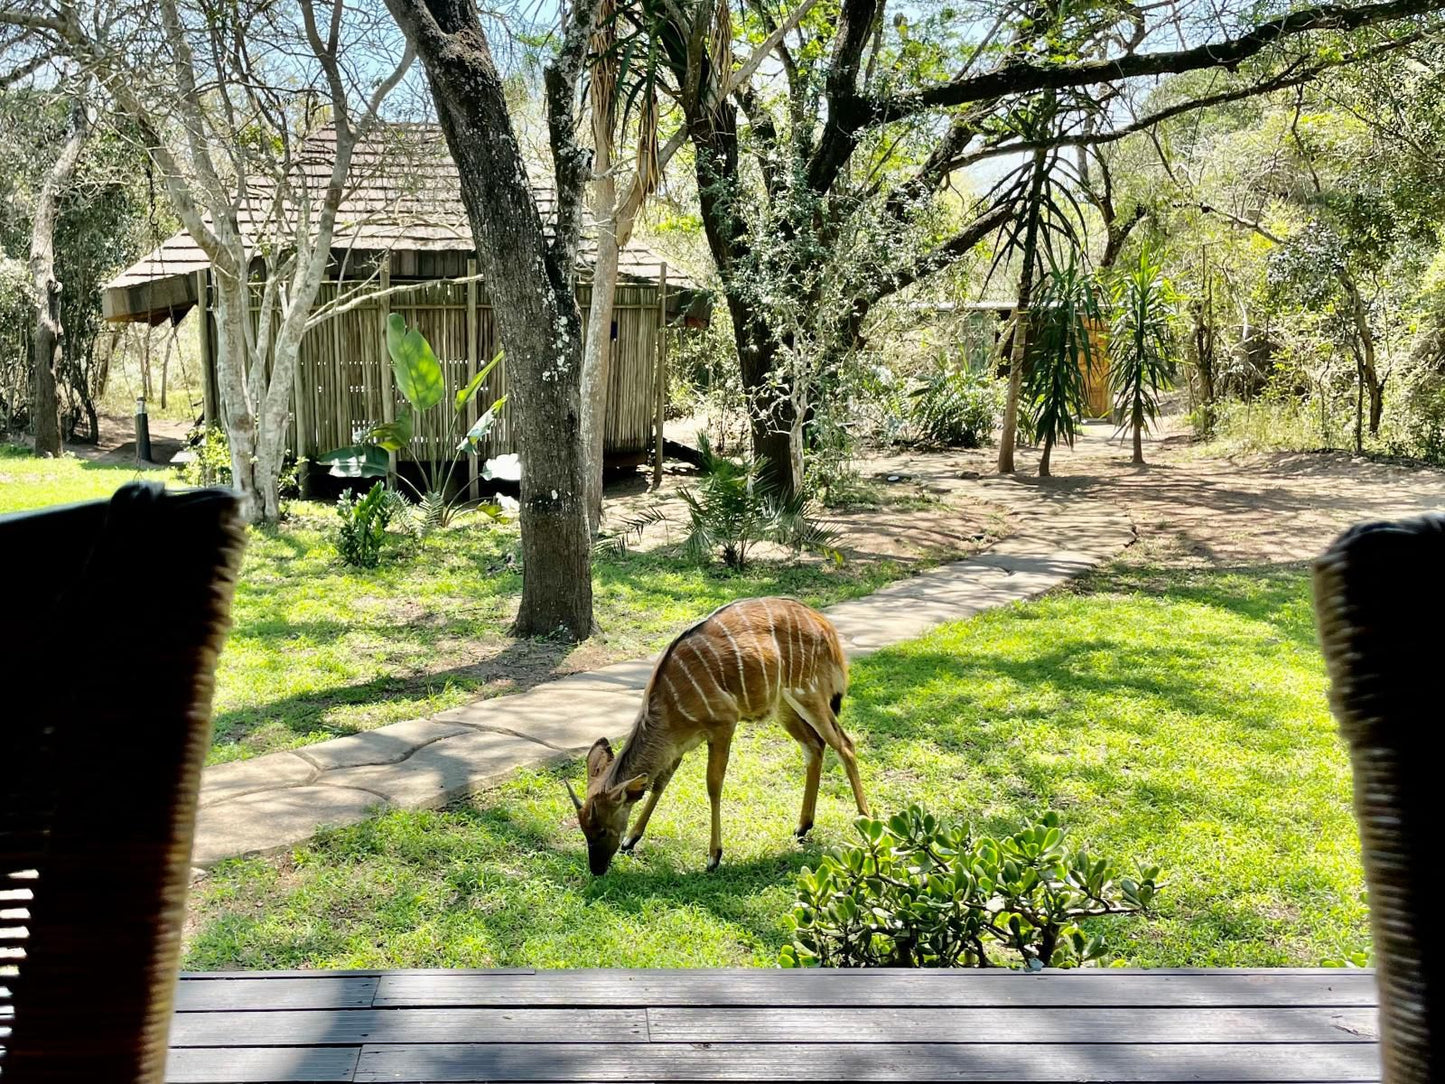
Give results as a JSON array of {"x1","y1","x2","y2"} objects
[{"x1": 566, "y1": 597, "x2": 870, "y2": 875}]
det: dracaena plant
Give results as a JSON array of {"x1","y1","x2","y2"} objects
[
  {"x1": 318, "y1": 313, "x2": 510, "y2": 530},
  {"x1": 780, "y1": 807, "x2": 1161, "y2": 969},
  {"x1": 1110, "y1": 247, "x2": 1179, "y2": 465},
  {"x1": 1026, "y1": 257, "x2": 1104, "y2": 477}
]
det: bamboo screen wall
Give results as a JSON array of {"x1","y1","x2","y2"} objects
[{"x1": 285, "y1": 280, "x2": 663, "y2": 465}]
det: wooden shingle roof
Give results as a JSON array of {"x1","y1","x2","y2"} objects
[{"x1": 106, "y1": 124, "x2": 692, "y2": 300}]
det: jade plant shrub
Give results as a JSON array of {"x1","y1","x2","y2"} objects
[
  {"x1": 780, "y1": 807, "x2": 1161, "y2": 969},
  {"x1": 335, "y1": 483, "x2": 394, "y2": 568}
]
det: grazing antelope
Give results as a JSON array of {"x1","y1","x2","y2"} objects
[{"x1": 566, "y1": 596, "x2": 869, "y2": 875}]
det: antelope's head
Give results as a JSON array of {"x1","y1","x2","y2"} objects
[{"x1": 566, "y1": 738, "x2": 648, "y2": 876}]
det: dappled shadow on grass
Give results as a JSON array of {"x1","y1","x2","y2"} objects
[
  {"x1": 210, "y1": 634, "x2": 576, "y2": 754},
  {"x1": 1070, "y1": 560, "x2": 1320, "y2": 646}
]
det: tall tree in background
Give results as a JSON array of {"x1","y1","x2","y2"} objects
[
  {"x1": 578, "y1": 0, "x2": 814, "y2": 532},
  {"x1": 660, "y1": 0, "x2": 1445, "y2": 494},
  {"x1": 382, "y1": 0, "x2": 600, "y2": 637},
  {"x1": 2, "y1": 0, "x2": 414, "y2": 521},
  {"x1": 26, "y1": 89, "x2": 84, "y2": 457},
  {"x1": 0, "y1": 86, "x2": 154, "y2": 443}
]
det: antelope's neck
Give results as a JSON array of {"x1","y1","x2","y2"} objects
[{"x1": 606, "y1": 708, "x2": 660, "y2": 790}]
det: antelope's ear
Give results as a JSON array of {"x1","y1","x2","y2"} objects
[
  {"x1": 613, "y1": 773, "x2": 649, "y2": 802},
  {"x1": 586, "y1": 738, "x2": 615, "y2": 779}
]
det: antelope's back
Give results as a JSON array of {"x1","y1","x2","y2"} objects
[{"x1": 649, "y1": 597, "x2": 846, "y2": 722}]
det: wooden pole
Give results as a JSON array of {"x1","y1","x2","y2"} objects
[
  {"x1": 467, "y1": 258, "x2": 480, "y2": 500},
  {"x1": 196, "y1": 270, "x2": 216, "y2": 426},
  {"x1": 379, "y1": 254, "x2": 397, "y2": 477},
  {"x1": 652, "y1": 263, "x2": 668, "y2": 489}
]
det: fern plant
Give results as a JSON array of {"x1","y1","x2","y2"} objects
[
  {"x1": 907, "y1": 359, "x2": 1002, "y2": 448},
  {"x1": 1110, "y1": 247, "x2": 1179, "y2": 465},
  {"x1": 1026, "y1": 258, "x2": 1102, "y2": 477}
]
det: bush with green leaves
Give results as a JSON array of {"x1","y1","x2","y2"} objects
[
  {"x1": 907, "y1": 360, "x2": 1003, "y2": 448},
  {"x1": 180, "y1": 425, "x2": 234, "y2": 488},
  {"x1": 608, "y1": 436, "x2": 839, "y2": 571},
  {"x1": 334, "y1": 484, "x2": 394, "y2": 569},
  {"x1": 780, "y1": 807, "x2": 1161, "y2": 969}
]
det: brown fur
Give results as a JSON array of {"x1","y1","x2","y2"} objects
[{"x1": 569, "y1": 597, "x2": 869, "y2": 874}]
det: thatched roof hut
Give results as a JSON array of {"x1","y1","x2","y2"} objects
[{"x1": 102, "y1": 125, "x2": 702, "y2": 475}]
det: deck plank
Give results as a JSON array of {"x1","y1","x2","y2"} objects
[
  {"x1": 166, "y1": 1045, "x2": 361, "y2": 1083},
  {"x1": 371, "y1": 969, "x2": 1378, "y2": 1008},
  {"x1": 175, "y1": 976, "x2": 379, "y2": 1011},
  {"x1": 644, "y1": 1006, "x2": 1379, "y2": 1044},
  {"x1": 352, "y1": 1041, "x2": 1381, "y2": 1082},
  {"x1": 170, "y1": 1008, "x2": 647, "y2": 1046},
  {"x1": 163, "y1": 970, "x2": 1382, "y2": 1083}
]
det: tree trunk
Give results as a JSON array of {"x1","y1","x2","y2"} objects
[
  {"x1": 388, "y1": 0, "x2": 594, "y2": 639},
  {"x1": 1132, "y1": 404, "x2": 1145, "y2": 465},
  {"x1": 1192, "y1": 298, "x2": 1216, "y2": 437},
  {"x1": 581, "y1": 130, "x2": 619, "y2": 537},
  {"x1": 998, "y1": 147, "x2": 1047, "y2": 476},
  {"x1": 1354, "y1": 352, "x2": 1366, "y2": 456},
  {"x1": 1343, "y1": 273, "x2": 1385, "y2": 439},
  {"x1": 686, "y1": 98, "x2": 804, "y2": 498},
  {"x1": 211, "y1": 270, "x2": 264, "y2": 520},
  {"x1": 29, "y1": 97, "x2": 87, "y2": 458},
  {"x1": 1039, "y1": 434, "x2": 1053, "y2": 477},
  {"x1": 736, "y1": 303, "x2": 804, "y2": 495}
]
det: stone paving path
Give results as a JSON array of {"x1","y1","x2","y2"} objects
[{"x1": 192, "y1": 477, "x2": 1135, "y2": 867}]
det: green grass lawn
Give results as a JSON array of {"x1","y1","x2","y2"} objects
[
  {"x1": 0, "y1": 444, "x2": 162, "y2": 513},
  {"x1": 0, "y1": 445, "x2": 931, "y2": 762},
  {"x1": 185, "y1": 561, "x2": 1368, "y2": 970}
]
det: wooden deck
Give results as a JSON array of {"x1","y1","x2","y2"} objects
[{"x1": 164, "y1": 968, "x2": 1380, "y2": 1082}]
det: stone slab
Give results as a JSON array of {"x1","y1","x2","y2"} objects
[
  {"x1": 193, "y1": 785, "x2": 389, "y2": 865},
  {"x1": 442, "y1": 686, "x2": 641, "y2": 752},
  {"x1": 319, "y1": 728, "x2": 562, "y2": 809},
  {"x1": 297, "y1": 718, "x2": 473, "y2": 772},
  {"x1": 200, "y1": 753, "x2": 316, "y2": 808}
]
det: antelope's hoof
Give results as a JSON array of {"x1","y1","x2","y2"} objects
[
  {"x1": 794, "y1": 822, "x2": 814, "y2": 842},
  {"x1": 706, "y1": 850, "x2": 722, "y2": 873},
  {"x1": 620, "y1": 836, "x2": 639, "y2": 854}
]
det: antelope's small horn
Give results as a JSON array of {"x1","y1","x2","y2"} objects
[{"x1": 564, "y1": 780, "x2": 584, "y2": 812}]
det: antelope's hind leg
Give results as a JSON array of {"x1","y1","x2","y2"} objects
[
  {"x1": 786, "y1": 689, "x2": 870, "y2": 818},
  {"x1": 780, "y1": 705, "x2": 826, "y2": 840}
]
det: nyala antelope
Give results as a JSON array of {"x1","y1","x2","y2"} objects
[{"x1": 566, "y1": 596, "x2": 869, "y2": 875}]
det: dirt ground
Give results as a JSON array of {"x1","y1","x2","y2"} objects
[
  {"x1": 58, "y1": 405, "x2": 1445, "y2": 571},
  {"x1": 860, "y1": 414, "x2": 1445, "y2": 569},
  {"x1": 4, "y1": 411, "x2": 189, "y2": 467},
  {"x1": 600, "y1": 462, "x2": 1010, "y2": 568}
]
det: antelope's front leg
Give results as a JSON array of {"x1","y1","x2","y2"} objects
[
  {"x1": 622, "y1": 757, "x2": 680, "y2": 853},
  {"x1": 704, "y1": 729, "x2": 734, "y2": 872}
]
